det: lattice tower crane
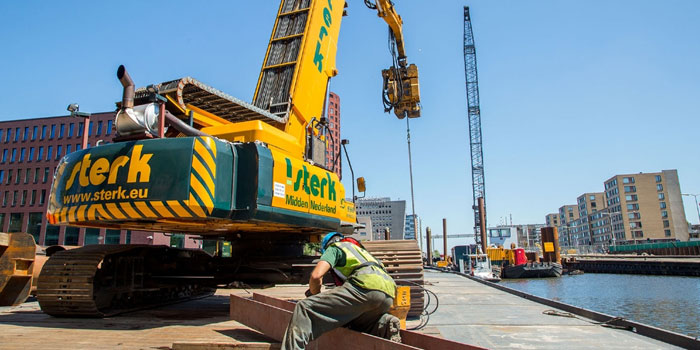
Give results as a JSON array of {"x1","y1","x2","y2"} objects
[{"x1": 463, "y1": 7, "x2": 487, "y2": 253}]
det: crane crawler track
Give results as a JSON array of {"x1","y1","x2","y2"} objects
[{"x1": 37, "y1": 245, "x2": 216, "y2": 317}]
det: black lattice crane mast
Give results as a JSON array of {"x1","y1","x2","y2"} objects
[{"x1": 463, "y1": 7, "x2": 487, "y2": 253}]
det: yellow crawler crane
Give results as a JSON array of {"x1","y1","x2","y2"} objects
[{"x1": 38, "y1": 0, "x2": 422, "y2": 317}]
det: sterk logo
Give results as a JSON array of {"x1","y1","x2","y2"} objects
[
  {"x1": 313, "y1": 0, "x2": 335, "y2": 73},
  {"x1": 285, "y1": 158, "x2": 336, "y2": 201},
  {"x1": 65, "y1": 145, "x2": 153, "y2": 189}
]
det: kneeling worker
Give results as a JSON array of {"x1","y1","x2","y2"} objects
[{"x1": 281, "y1": 232, "x2": 401, "y2": 349}]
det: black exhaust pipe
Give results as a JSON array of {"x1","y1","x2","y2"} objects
[{"x1": 117, "y1": 65, "x2": 134, "y2": 109}]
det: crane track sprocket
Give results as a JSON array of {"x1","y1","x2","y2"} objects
[
  {"x1": 362, "y1": 240, "x2": 424, "y2": 317},
  {"x1": 37, "y1": 244, "x2": 216, "y2": 317}
]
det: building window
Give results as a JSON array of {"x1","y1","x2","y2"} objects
[
  {"x1": 622, "y1": 177, "x2": 635, "y2": 184},
  {"x1": 76, "y1": 144, "x2": 82, "y2": 151},
  {"x1": 657, "y1": 184, "x2": 663, "y2": 191},
  {"x1": 8, "y1": 212, "x2": 22, "y2": 232},
  {"x1": 50, "y1": 124, "x2": 56, "y2": 139},
  {"x1": 658, "y1": 193, "x2": 665, "y2": 200},
  {"x1": 661, "y1": 210, "x2": 668, "y2": 218},
  {"x1": 6, "y1": 170, "x2": 11, "y2": 185},
  {"x1": 107, "y1": 120, "x2": 113, "y2": 135},
  {"x1": 37, "y1": 146, "x2": 43, "y2": 161},
  {"x1": 1, "y1": 149, "x2": 6, "y2": 163},
  {"x1": 23, "y1": 127, "x2": 29, "y2": 141},
  {"x1": 88, "y1": 121, "x2": 93, "y2": 136},
  {"x1": 30, "y1": 190, "x2": 36, "y2": 206},
  {"x1": 34, "y1": 168, "x2": 39, "y2": 184},
  {"x1": 64, "y1": 227, "x2": 80, "y2": 245},
  {"x1": 41, "y1": 125, "x2": 46, "y2": 140},
  {"x1": 655, "y1": 175, "x2": 662, "y2": 182},
  {"x1": 12, "y1": 190, "x2": 18, "y2": 206},
  {"x1": 2, "y1": 191, "x2": 7, "y2": 206},
  {"x1": 19, "y1": 148, "x2": 25, "y2": 162},
  {"x1": 625, "y1": 194, "x2": 638, "y2": 201},
  {"x1": 32, "y1": 126, "x2": 37, "y2": 140},
  {"x1": 66, "y1": 144, "x2": 72, "y2": 154},
  {"x1": 627, "y1": 203, "x2": 639, "y2": 210},
  {"x1": 628, "y1": 212, "x2": 640, "y2": 219},
  {"x1": 14, "y1": 127, "x2": 20, "y2": 142},
  {"x1": 0, "y1": 170, "x2": 3, "y2": 183},
  {"x1": 78, "y1": 122, "x2": 84, "y2": 137},
  {"x1": 624, "y1": 186, "x2": 636, "y2": 193},
  {"x1": 69, "y1": 123, "x2": 75, "y2": 137},
  {"x1": 96, "y1": 121, "x2": 103, "y2": 136},
  {"x1": 47, "y1": 146, "x2": 52, "y2": 160},
  {"x1": 660, "y1": 202, "x2": 666, "y2": 209},
  {"x1": 663, "y1": 220, "x2": 670, "y2": 228},
  {"x1": 59, "y1": 124, "x2": 65, "y2": 138},
  {"x1": 21, "y1": 190, "x2": 27, "y2": 206},
  {"x1": 24, "y1": 169, "x2": 30, "y2": 184},
  {"x1": 664, "y1": 229, "x2": 671, "y2": 237},
  {"x1": 11, "y1": 148, "x2": 16, "y2": 162},
  {"x1": 14, "y1": 171, "x2": 19, "y2": 184},
  {"x1": 56, "y1": 145, "x2": 62, "y2": 159},
  {"x1": 29, "y1": 147, "x2": 34, "y2": 162},
  {"x1": 39, "y1": 189, "x2": 46, "y2": 205},
  {"x1": 43, "y1": 167, "x2": 49, "y2": 183}
]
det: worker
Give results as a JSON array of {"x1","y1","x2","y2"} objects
[{"x1": 281, "y1": 232, "x2": 401, "y2": 349}]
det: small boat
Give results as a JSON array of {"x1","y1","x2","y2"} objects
[{"x1": 462, "y1": 254, "x2": 501, "y2": 282}]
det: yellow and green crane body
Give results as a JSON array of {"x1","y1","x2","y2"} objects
[{"x1": 47, "y1": 136, "x2": 356, "y2": 238}]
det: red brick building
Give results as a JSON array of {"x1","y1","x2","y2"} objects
[
  {"x1": 0, "y1": 112, "x2": 189, "y2": 248},
  {"x1": 325, "y1": 92, "x2": 341, "y2": 179}
]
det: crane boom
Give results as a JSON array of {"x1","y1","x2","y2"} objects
[{"x1": 463, "y1": 7, "x2": 487, "y2": 252}]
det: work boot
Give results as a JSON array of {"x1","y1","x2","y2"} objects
[{"x1": 388, "y1": 315, "x2": 402, "y2": 343}]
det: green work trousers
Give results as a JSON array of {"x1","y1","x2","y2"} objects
[{"x1": 281, "y1": 282, "x2": 397, "y2": 350}]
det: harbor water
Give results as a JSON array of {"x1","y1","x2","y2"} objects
[{"x1": 500, "y1": 273, "x2": 700, "y2": 338}]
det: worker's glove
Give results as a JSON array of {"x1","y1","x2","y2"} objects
[{"x1": 304, "y1": 289, "x2": 313, "y2": 298}]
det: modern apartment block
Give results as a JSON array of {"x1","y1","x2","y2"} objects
[
  {"x1": 355, "y1": 197, "x2": 406, "y2": 240},
  {"x1": 557, "y1": 204, "x2": 579, "y2": 246},
  {"x1": 574, "y1": 192, "x2": 606, "y2": 245},
  {"x1": 604, "y1": 170, "x2": 688, "y2": 243},
  {"x1": 324, "y1": 92, "x2": 341, "y2": 179},
  {"x1": 589, "y1": 208, "x2": 613, "y2": 245},
  {"x1": 0, "y1": 112, "x2": 195, "y2": 248},
  {"x1": 545, "y1": 213, "x2": 559, "y2": 227}
]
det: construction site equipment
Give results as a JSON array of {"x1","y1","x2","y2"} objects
[
  {"x1": 229, "y1": 293, "x2": 485, "y2": 350},
  {"x1": 38, "y1": 0, "x2": 423, "y2": 317},
  {"x1": 0, "y1": 232, "x2": 36, "y2": 306},
  {"x1": 463, "y1": 7, "x2": 488, "y2": 253}
]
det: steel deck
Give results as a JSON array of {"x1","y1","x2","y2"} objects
[{"x1": 0, "y1": 271, "x2": 692, "y2": 349}]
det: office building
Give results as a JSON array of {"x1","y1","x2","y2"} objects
[
  {"x1": 404, "y1": 214, "x2": 420, "y2": 240},
  {"x1": 517, "y1": 224, "x2": 545, "y2": 248},
  {"x1": 604, "y1": 170, "x2": 688, "y2": 243},
  {"x1": 0, "y1": 112, "x2": 197, "y2": 248},
  {"x1": 324, "y1": 92, "x2": 341, "y2": 179},
  {"x1": 355, "y1": 197, "x2": 406, "y2": 240},
  {"x1": 348, "y1": 216, "x2": 373, "y2": 241}
]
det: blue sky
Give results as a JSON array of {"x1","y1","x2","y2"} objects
[{"x1": 1, "y1": 1, "x2": 698, "y2": 252}]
